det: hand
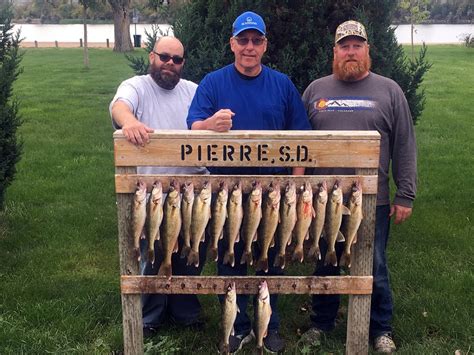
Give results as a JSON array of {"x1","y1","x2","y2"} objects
[
  {"x1": 390, "y1": 204, "x2": 412, "y2": 224},
  {"x1": 122, "y1": 120, "x2": 154, "y2": 146},
  {"x1": 207, "y1": 109, "x2": 235, "y2": 132}
]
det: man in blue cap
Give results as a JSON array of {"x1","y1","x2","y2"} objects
[{"x1": 187, "y1": 10, "x2": 311, "y2": 354}]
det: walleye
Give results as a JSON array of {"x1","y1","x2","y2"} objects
[
  {"x1": 180, "y1": 181, "x2": 194, "y2": 259},
  {"x1": 187, "y1": 181, "x2": 212, "y2": 267},
  {"x1": 324, "y1": 180, "x2": 350, "y2": 267},
  {"x1": 219, "y1": 282, "x2": 238, "y2": 355},
  {"x1": 292, "y1": 182, "x2": 315, "y2": 263},
  {"x1": 339, "y1": 181, "x2": 363, "y2": 268},
  {"x1": 274, "y1": 181, "x2": 297, "y2": 269},
  {"x1": 132, "y1": 180, "x2": 147, "y2": 262},
  {"x1": 147, "y1": 181, "x2": 163, "y2": 265},
  {"x1": 209, "y1": 181, "x2": 228, "y2": 262},
  {"x1": 254, "y1": 280, "x2": 272, "y2": 354},
  {"x1": 241, "y1": 181, "x2": 263, "y2": 266},
  {"x1": 223, "y1": 182, "x2": 243, "y2": 267},
  {"x1": 256, "y1": 182, "x2": 280, "y2": 273},
  {"x1": 307, "y1": 181, "x2": 328, "y2": 261},
  {"x1": 158, "y1": 180, "x2": 182, "y2": 278}
]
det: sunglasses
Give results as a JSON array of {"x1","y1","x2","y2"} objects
[
  {"x1": 233, "y1": 37, "x2": 266, "y2": 46},
  {"x1": 153, "y1": 51, "x2": 184, "y2": 65}
]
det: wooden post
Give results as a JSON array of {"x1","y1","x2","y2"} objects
[
  {"x1": 116, "y1": 166, "x2": 143, "y2": 355},
  {"x1": 34, "y1": 40, "x2": 38, "y2": 48},
  {"x1": 107, "y1": 38, "x2": 110, "y2": 48},
  {"x1": 55, "y1": 40, "x2": 58, "y2": 48},
  {"x1": 345, "y1": 168, "x2": 378, "y2": 355},
  {"x1": 80, "y1": 38, "x2": 83, "y2": 47}
]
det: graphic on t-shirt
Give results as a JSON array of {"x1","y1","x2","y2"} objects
[{"x1": 314, "y1": 97, "x2": 376, "y2": 113}]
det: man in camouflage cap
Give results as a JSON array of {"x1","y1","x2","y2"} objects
[{"x1": 300, "y1": 20, "x2": 417, "y2": 354}]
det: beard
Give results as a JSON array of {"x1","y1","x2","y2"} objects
[
  {"x1": 149, "y1": 63, "x2": 181, "y2": 90},
  {"x1": 333, "y1": 54, "x2": 371, "y2": 82}
]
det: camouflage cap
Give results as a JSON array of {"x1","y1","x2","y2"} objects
[{"x1": 335, "y1": 20, "x2": 368, "y2": 43}]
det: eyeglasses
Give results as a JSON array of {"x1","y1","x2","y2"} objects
[
  {"x1": 233, "y1": 37, "x2": 266, "y2": 46},
  {"x1": 153, "y1": 51, "x2": 184, "y2": 65}
]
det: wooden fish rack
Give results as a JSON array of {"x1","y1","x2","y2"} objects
[{"x1": 114, "y1": 130, "x2": 380, "y2": 355}]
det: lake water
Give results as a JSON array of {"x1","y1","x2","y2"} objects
[{"x1": 11, "y1": 23, "x2": 474, "y2": 45}]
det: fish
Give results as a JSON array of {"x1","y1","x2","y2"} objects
[
  {"x1": 240, "y1": 181, "x2": 263, "y2": 266},
  {"x1": 187, "y1": 181, "x2": 212, "y2": 267},
  {"x1": 147, "y1": 180, "x2": 163, "y2": 265},
  {"x1": 324, "y1": 180, "x2": 350, "y2": 267},
  {"x1": 157, "y1": 180, "x2": 182, "y2": 278},
  {"x1": 180, "y1": 181, "x2": 194, "y2": 259},
  {"x1": 292, "y1": 181, "x2": 315, "y2": 263},
  {"x1": 307, "y1": 181, "x2": 328, "y2": 261},
  {"x1": 254, "y1": 280, "x2": 272, "y2": 353},
  {"x1": 339, "y1": 181, "x2": 363, "y2": 268},
  {"x1": 209, "y1": 181, "x2": 228, "y2": 262},
  {"x1": 132, "y1": 180, "x2": 147, "y2": 262},
  {"x1": 256, "y1": 182, "x2": 280, "y2": 273},
  {"x1": 219, "y1": 282, "x2": 239, "y2": 354},
  {"x1": 274, "y1": 181, "x2": 297, "y2": 269},
  {"x1": 223, "y1": 182, "x2": 243, "y2": 267}
]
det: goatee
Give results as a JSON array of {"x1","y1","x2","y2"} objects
[
  {"x1": 333, "y1": 55, "x2": 371, "y2": 82},
  {"x1": 149, "y1": 64, "x2": 181, "y2": 90}
]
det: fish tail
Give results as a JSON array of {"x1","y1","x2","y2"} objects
[
  {"x1": 186, "y1": 250, "x2": 200, "y2": 267},
  {"x1": 324, "y1": 250, "x2": 338, "y2": 267},
  {"x1": 218, "y1": 341, "x2": 229, "y2": 355},
  {"x1": 180, "y1": 245, "x2": 190, "y2": 259},
  {"x1": 339, "y1": 251, "x2": 351, "y2": 268},
  {"x1": 256, "y1": 258, "x2": 268, "y2": 273},
  {"x1": 208, "y1": 247, "x2": 218, "y2": 262},
  {"x1": 223, "y1": 252, "x2": 235, "y2": 267},
  {"x1": 240, "y1": 251, "x2": 254, "y2": 266},
  {"x1": 157, "y1": 263, "x2": 172, "y2": 278},
  {"x1": 292, "y1": 247, "x2": 304, "y2": 263},
  {"x1": 273, "y1": 254, "x2": 286, "y2": 269},
  {"x1": 133, "y1": 247, "x2": 141, "y2": 262},
  {"x1": 308, "y1": 244, "x2": 321, "y2": 261}
]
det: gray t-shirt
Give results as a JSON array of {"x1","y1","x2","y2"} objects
[
  {"x1": 302, "y1": 72, "x2": 417, "y2": 207},
  {"x1": 110, "y1": 74, "x2": 208, "y2": 175}
]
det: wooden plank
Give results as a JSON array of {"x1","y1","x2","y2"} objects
[
  {"x1": 120, "y1": 275, "x2": 373, "y2": 295},
  {"x1": 114, "y1": 174, "x2": 378, "y2": 194},
  {"x1": 114, "y1": 131, "x2": 380, "y2": 168},
  {"x1": 346, "y1": 168, "x2": 378, "y2": 355},
  {"x1": 116, "y1": 166, "x2": 143, "y2": 355}
]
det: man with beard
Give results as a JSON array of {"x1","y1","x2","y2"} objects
[
  {"x1": 110, "y1": 36, "x2": 208, "y2": 337},
  {"x1": 300, "y1": 21, "x2": 417, "y2": 353}
]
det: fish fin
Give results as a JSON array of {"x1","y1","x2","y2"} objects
[
  {"x1": 324, "y1": 250, "x2": 338, "y2": 267},
  {"x1": 304, "y1": 231, "x2": 310, "y2": 241},
  {"x1": 200, "y1": 232, "x2": 206, "y2": 242},
  {"x1": 256, "y1": 258, "x2": 269, "y2": 273},
  {"x1": 235, "y1": 233, "x2": 240, "y2": 243},
  {"x1": 219, "y1": 231, "x2": 224, "y2": 240},
  {"x1": 157, "y1": 263, "x2": 172, "y2": 278},
  {"x1": 208, "y1": 247, "x2": 218, "y2": 262},
  {"x1": 134, "y1": 247, "x2": 141, "y2": 262},
  {"x1": 270, "y1": 237, "x2": 275, "y2": 248},
  {"x1": 147, "y1": 249, "x2": 155, "y2": 265},
  {"x1": 223, "y1": 252, "x2": 235, "y2": 267},
  {"x1": 292, "y1": 248, "x2": 304, "y2": 263},
  {"x1": 339, "y1": 251, "x2": 351, "y2": 268},
  {"x1": 237, "y1": 306, "x2": 240, "y2": 313},
  {"x1": 155, "y1": 230, "x2": 160, "y2": 241},
  {"x1": 252, "y1": 232, "x2": 258, "y2": 242},
  {"x1": 186, "y1": 250, "x2": 200, "y2": 267},
  {"x1": 180, "y1": 245, "x2": 190, "y2": 258},
  {"x1": 312, "y1": 207, "x2": 316, "y2": 218},
  {"x1": 287, "y1": 234, "x2": 293, "y2": 246},
  {"x1": 336, "y1": 231, "x2": 345, "y2": 242},
  {"x1": 273, "y1": 254, "x2": 286, "y2": 269},
  {"x1": 353, "y1": 232, "x2": 358, "y2": 244},
  {"x1": 342, "y1": 205, "x2": 351, "y2": 215},
  {"x1": 172, "y1": 239, "x2": 179, "y2": 253},
  {"x1": 240, "y1": 251, "x2": 254, "y2": 266}
]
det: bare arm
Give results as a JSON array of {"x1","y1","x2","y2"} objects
[
  {"x1": 190, "y1": 109, "x2": 235, "y2": 132},
  {"x1": 111, "y1": 101, "x2": 154, "y2": 146}
]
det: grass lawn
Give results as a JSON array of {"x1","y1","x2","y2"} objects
[{"x1": 0, "y1": 45, "x2": 472, "y2": 354}]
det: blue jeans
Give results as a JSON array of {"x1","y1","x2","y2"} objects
[
  {"x1": 310, "y1": 205, "x2": 393, "y2": 338},
  {"x1": 217, "y1": 234, "x2": 283, "y2": 336},
  {"x1": 140, "y1": 235, "x2": 209, "y2": 328}
]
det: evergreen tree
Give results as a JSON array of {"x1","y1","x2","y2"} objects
[
  {"x1": 172, "y1": 0, "x2": 431, "y2": 124},
  {"x1": 0, "y1": 4, "x2": 24, "y2": 209}
]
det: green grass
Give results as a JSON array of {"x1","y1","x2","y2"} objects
[{"x1": 0, "y1": 45, "x2": 473, "y2": 354}]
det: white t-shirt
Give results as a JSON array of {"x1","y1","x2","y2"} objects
[{"x1": 110, "y1": 74, "x2": 208, "y2": 175}]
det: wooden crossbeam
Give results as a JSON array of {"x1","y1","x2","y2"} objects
[
  {"x1": 115, "y1": 174, "x2": 378, "y2": 194},
  {"x1": 121, "y1": 275, "x2": 373, "y2": 295}
]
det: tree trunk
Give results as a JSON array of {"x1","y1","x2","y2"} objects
[
  {"x1": 109, "y1": 0, "x2": 133, "y2": 52},
  {"x1": 82, "y1": 5, "x2": 89, "y2": 68}
]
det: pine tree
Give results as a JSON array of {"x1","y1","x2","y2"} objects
[
  {"x1": 0, "y1": 4, "x2": 24, "y2": 209},
  {"x1": 172, "y1": 0, "x2": 431, "y2": 124}
]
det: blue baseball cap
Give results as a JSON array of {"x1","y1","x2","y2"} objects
[{"x1": 232, "y1": 11, "x2": 266, "y2": 37}]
